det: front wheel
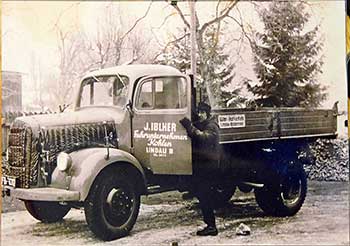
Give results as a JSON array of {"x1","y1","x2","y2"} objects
[
  {"x1": 84, "y1": 169, "x2": 140, "y2": 241},
  {"x1": 254, "y1": 167, "x2": 307, "y2": 217},
  {"x1": 24, "y1": 200, "x2": 70, "y2": 223}
]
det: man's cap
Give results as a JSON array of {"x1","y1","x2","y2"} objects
[{"x1": 197, "y1": 102, "x2": 211, "y2": 114}]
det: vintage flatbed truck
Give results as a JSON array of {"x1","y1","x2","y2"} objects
[{"x1": 2, "y1": 65, "x2": 338, "y2": 241}]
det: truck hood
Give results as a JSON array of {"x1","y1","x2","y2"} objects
[{"x1": 13, "y1": 107, "x2": 125, "y2": 133}]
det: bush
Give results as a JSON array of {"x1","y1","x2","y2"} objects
[{"x1": 302, "y1": 138, "x2": 349, "y2": 181}]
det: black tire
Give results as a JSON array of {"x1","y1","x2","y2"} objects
[
  {"x1": 211, "y1": 184, "x2": 236, "y2": 208},
  {"x1": 84, "y1": 169, "x2": 140, "y2": 241},
  {"x1": 24, "y1": 200, "x2": 70, "y2": 223},
  {"x1": 254, "y1": 166, "x2": 307, "y2": 217}
]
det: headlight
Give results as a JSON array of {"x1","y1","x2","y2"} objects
[{"x1": 57, "y1": 152, "x2": 72, "y2": 172}]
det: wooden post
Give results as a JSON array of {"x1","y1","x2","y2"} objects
[{"x1": 189, "y1": 0, "x2": 197, "y2": 88}]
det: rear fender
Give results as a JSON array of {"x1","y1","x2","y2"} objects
[{"x1": 51, "y1": 148, "x2": 146, "y2": 201}]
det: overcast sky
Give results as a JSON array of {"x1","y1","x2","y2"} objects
[{"x1": 1, "y1": 1, "x2": 347, "y2": 112}]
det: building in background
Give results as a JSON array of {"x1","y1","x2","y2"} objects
[
  {"x1": 2, "y1": 71, "x2": 23, "y2": 113},
  {"x1": 2, "y1": 70, "x2": 23, "y2": 153}
]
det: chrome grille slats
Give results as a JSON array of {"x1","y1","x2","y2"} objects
[
  {"x1": 61, "y1": 127, "x2": 67, "y2": 149},
  {"x1": 91, "y1": 125, "x2": 96, "y2": 140},
  {"x1": 24, "y1": 128, "x2": 33, "y2": 188},
  {"x1": 4, "y1": 166, "x2": 26, "y2": 183},
  {"x1": 80, "y1": 125, "x2": 85, "y2": 143},
  {"x1": 78, "y1": 125, "x2": 83, "y2": 142},
  {"x1": 39, "y1": 122, "x2": 116, "y2": 162},
  {"x1": 83, "y1": 124, "x2": 91, "y2": 143},
  {"x1": 55, "y1": 128, "x2": 61, "y2": 154},
  {"x1": 8, "y1": 146, "x2": 24, "y2": 167},
  {"x1": 6, "y1": 127, "x2": 39, "y2": 188},
  {"x1": 74, "y1": 126, "x2": 79, "y2": 146},
  {"x1": 28, "y1": 135, "x2": 39, "y2": 186},
  {"x1": 97, "y1": 125, "x2": 101, "y2": 139},
  {"x1": 66, "y1": 127, "x2": 72, "y2": 149},
  {"x1": 8, "y1": 130, "x2": 25, "y2": 146}
]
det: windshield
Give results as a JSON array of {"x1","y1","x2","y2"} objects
[{"x1": 78, "y1": 75, "x2": 129, "y2": 108}]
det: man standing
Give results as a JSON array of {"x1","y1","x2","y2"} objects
[{"x1": 180, "y1": 102, "x2": 221, "y2": 236}]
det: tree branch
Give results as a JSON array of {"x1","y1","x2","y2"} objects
[
  {"x1": 169, "y1": 1, "x2": 190, "y2": 29},
  {"x1": 227, "y1": 13, "x2": 254, "y2": 48},
  {"x1": 152, "y1": 32, "x2": 190, "y2": 62},
  {"x1": 51, "y1": 3, "x2": 80, "y2": 32},
  {"x1": 215, "y1": 0, "x2": 222, "y2": 19},
  {"x1": 121, "y1": 1, "x2": 153, "y2": 40},
  {"x1": 152, "y1": 12, "x2": 175, "y2": 30},
  {"x1": 199, "y1": 0, "x2": 238, "y2": 36}
]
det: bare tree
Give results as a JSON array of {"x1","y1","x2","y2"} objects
[
  {"x1": 49, "y1": 4, "x2": 86, "y2": 109},
  {"x1": 34, "y1": 2, "x2": 154, "y2": 110},
  {"x1": 155, "y1": 1, "x2": 239, "y2": 106},
  {"x1": 85, "y1": 2, "x2": 153, "y2": 69},
  {"x1": 29, "y1": 52, "x2": 45, "y2": 111}
]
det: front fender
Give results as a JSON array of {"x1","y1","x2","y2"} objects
[{"x1": 51, "y1": 147, "x2": 146, "y2": 201}]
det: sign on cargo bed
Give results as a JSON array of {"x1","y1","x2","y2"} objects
[{"x1": 218, "y1": 114, "x2": 246, "y2": 128}]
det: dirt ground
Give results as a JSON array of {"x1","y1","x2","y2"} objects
[{"x1": 1, "y1": 181, "x2": 349, "y2": 246}]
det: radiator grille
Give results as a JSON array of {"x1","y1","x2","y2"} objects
[
  {"x1": 4, "y1": 127, "x2": 39, "y2": 188},
  {"x1": 4, "y1": 122, "x2": 117, "y2": 188},
  {"x1": 40, "y1": 122, "x2": 117, "y2": 164}
]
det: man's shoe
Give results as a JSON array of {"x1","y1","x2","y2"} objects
[{"x1": 196, "y1": 226, "x2": 218, "y2": 236}]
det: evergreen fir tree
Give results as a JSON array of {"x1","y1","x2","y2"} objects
[{"x1": 247, "y1": 1, "x2": 327, "y2": 107}]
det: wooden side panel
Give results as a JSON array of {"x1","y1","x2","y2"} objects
[
  {"x1": 213, "y1": 109, "x2": 276, "y2": 143},
  {"x1": 213, "y1": 108, "x2": 337, "y2": 144},
  {"x1": 279, "y1": 109, "x2": 337, "y2": 137}
]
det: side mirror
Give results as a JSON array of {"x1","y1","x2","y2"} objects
[
  {"x1": 125, "y1": 100, "x2": 134, "y2": 117},
  {"x1": 345, "y1": 120, "x2": 348, "y2": 128}
]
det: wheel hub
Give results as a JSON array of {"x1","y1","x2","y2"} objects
[
  {"x1": 105, "y1": 187, "x2": 133, "y2": 226},
  {"x1": 281, "y1": 177, "x2": 302, "y2": 206}
]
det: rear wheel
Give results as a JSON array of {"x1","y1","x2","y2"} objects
[
  {"x1": 24, "y1": 200, "x2": 70, "y2": 223},
  {"x1": 84, "y1": 169, "x2": 140, "y2": 241},
  {"x1": 254, "y1": 166, "x2": 307, "y2": 216}
]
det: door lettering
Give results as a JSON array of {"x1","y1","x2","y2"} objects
[{"x1": 134, "y1": 121, "x2": 188, "y2": 157}]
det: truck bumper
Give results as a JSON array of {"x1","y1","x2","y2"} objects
[{"x1": 3, "y1": 186, "x2": 80, "y2": 201}]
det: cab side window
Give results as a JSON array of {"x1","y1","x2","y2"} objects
[
  {"x1": 137, "y1": 80, "x2": 153, "y2": 109},
  {"x1": 136, "y1": 77, "x2": 187, "y2": 110}
]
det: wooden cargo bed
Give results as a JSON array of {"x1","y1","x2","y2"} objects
[{"x1": 213, "y1": 107, "x2": 337, "y2": 144}]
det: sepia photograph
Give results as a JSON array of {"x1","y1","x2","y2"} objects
[{"x1": 1, "y1": 0, "x2": 349, "y2": 245}]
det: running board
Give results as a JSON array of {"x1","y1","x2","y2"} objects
[{"x1": 241, "y1": 182, "x2": 264, "y2": 188}]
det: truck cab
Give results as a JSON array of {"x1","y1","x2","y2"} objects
[{"x1": 75, "y1": 65, "x2": 193, "y2": 175}]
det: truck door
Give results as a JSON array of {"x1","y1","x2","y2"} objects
[{"x1": 132, "y1": 75, "x2": 192, "y2": 175}]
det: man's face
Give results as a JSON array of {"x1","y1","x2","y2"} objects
[{"x1": 198, "y1": 109, "x2": 207, "y2": 122}]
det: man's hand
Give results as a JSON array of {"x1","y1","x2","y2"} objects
[{"x1": 180, "y1": 117, "x2": 192, "y2": 130}]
